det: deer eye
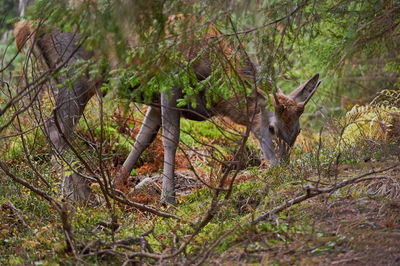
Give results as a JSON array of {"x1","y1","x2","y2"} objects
[{"x1": 268, "y1": 125, "x2": 276, "y2": 135}]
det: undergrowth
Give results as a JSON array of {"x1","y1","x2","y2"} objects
[{"x1": 1, "y1": 95, "x2": 400, "y2": 264}]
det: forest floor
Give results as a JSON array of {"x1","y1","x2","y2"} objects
[
  {"x1": 212, "y1": 160, "x2": 400, "y2": 265},
  {"x1": 1, "y1": 110, "x2": 400, "y2": 265},
  {"x1": 120, "y1": 155, "x2": 400, "y2": 265}
]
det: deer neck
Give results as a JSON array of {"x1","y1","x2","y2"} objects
[{"x1": 214, "y1": 98, "x2": 265, "y2": 133}]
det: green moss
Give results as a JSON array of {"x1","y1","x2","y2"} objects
[
  {"x1": 85, "y1": 124, "x2": 134, "y2": 155},
  {"x1": 4, "y1": 130, "x2": 46, "y2": 161}
]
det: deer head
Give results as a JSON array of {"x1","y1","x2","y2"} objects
[{"x1": 253, "y1": 74, "x2": 321, "y2": 165}]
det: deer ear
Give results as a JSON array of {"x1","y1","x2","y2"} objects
[
  {"x1": 253, "y1": 89, "x2": 267, "y2": 109},
  {"x1": 269, "y1": 93, "x2": 286, "y2": 114},
  {"x1": 289, "y1": 73, "x2": 320, "y2": 106}
]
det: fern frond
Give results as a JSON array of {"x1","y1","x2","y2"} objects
[
  {"x1": 371, "y1": 89, "x2": 400, "y2": 107},
  {"x1": 342, "y1": 104, "x2": 400, "y2": 144}
]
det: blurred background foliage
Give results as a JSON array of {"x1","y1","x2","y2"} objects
[{"x1": 0, "y1": 0, "x2": 19, "y2": 37}]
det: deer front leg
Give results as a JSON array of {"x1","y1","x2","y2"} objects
[
  {"x1": 118, "y1": 106, "x2": 161, "y2": 183},
  {"x1": 160, "y1": 90, "x2": 181, "y2": 204}
]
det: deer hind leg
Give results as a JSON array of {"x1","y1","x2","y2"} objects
[
  {"x1": 35, "y1": 30, "x2": 99, "y2": 202},
  {"x1": 117, "y1": 106, "x2": 161, "y2": 183},
  {"x1": 160, "y1": 89, "x2": 181, "y2": 204},
  {"x1": 46, "y1": 79, "x2": 96, "y2": 202}
]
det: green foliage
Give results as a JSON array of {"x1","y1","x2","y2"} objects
[
  {"x1": 93, "y1": 124, "x2": 134, "y2": 154},
  {"x1": 180, "y1": 119, "x2": 232, "y2": 146},
  {"x1": 4, "y1": 129, "x2": 46, "y2": 161},
  {"x1": 0, "y1": 0, "x2": 19, "y2": 35}
]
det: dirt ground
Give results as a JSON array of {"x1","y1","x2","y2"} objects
[
  {"x1": 116, "y1": 143, "x2": 400, "y2": 265},
  {"x1": 221, "y1": 164, "x2": 400, "y2": 265}
]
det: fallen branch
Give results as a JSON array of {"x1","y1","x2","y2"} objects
[
  {"x1": 192, "y1": 224, "x2": 239, "y2": 266},
  {"x1": 252, "y1": 164, "x2": 398, "y2": 224},
  {"x1": 2, "y1": 200, "x2": 31, "y2": 230}
]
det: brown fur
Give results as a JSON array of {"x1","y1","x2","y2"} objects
[
  {"x1": 193, "y1": 24, "x2": 266, "y2": 128},
  {"x1": 272, "y1": 94, "x2": 303, "y2": 128},
  {"x1": 13, "y1": 21, "x2": 34, "y2": 55},
  {"x1": 166, "y1": 17, "x2": 265, "y2": 129}
]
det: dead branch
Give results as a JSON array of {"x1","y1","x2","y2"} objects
[
  {"x1": 0, "y1": 160, "x2": 62, "y2": 212},
  {"x1": 109, "y1": 188, "x2": 180, "y2": 220},
  {"x1": 2, "y1": 200, "x2": 31, "y2": 230},
  {"x1": 252, "y1": 164, "x2": 398, "y2": 224},
  {"x1": 191, "y1": 224, "x2": 239, "y2": 266},
  {"x1": 0, "y1": 160, "x2": 81, "y2": 256}
]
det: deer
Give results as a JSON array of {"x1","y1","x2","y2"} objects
[{"x1": 14, "y1": 19, "x2": 320, "y2": 204}]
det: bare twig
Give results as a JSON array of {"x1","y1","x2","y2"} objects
[
  {"x1": 2, "y1": 200, "x2": 31, "y2": 229},
  {"x1": 252, "y1": 164, "x2": 398, "y2": 224}
]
